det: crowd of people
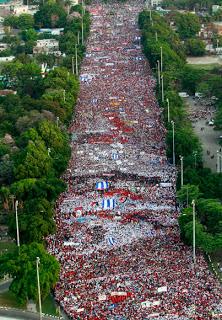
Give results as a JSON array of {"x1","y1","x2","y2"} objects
[{"x1": 47, "y1": 1, "x2": 222, "y2": 319}]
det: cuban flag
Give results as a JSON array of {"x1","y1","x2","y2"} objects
[
  {"x1": 96, "y1": 181, "x2": 109, "y2": 190},
  {"x1": 102, "y1": 198, "x2": 115, "y2": 210},
  {"x1": 107, "y1": 236, "x2": 116, "y2": 246},
  {"x1": 112, "y1": 153, "x2": 119, "y2": 160}
]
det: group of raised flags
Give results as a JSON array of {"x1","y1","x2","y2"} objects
[{"x1": 96, "y1": 181, "x2": 116, "y2": 211}]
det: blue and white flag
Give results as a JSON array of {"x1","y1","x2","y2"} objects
[
  {"x1": 102, "y1": 198, "x2": 115, "y2": 210},
  {"x1": 96, "y1": 181, "x2": 109, "y2": 190}
]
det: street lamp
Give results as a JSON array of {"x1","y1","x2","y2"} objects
[
  {"x1": 15, "y1": 200, "x2": 20, "y2": 252},
  {"x1": 193, "y1": 151, "x2": 197, "y2": 168},
  {"x1": 171, "y1": 120, "x2": 175, "y2": 166},
  {"x1": 155, "y1": 31, "x2": 158, "y2": 42},
  {"x1": 179, "y1": 155, "x2": 184, "y2": 187},
  {"x1": 161, "y1": 74, "x2": 164, "y2": 103},
  {"x1": 36, "y1": 257, "x2": 42, "y2": 320},
  {"x1": 157, "y1": 60, "x2": 160, "y2": 86},
  {"x1": 192, "y1": 200, "x2": 196, "y2": 267},
  {"x1": 56, "y1": 116, "x2": 59, "y2": 127},
  {"x1": 75, "y1": 44, "x2": 78, "y2": 76},
  {"x1": 160, "y1": 46, "x2": 163, "y2": 72},
  {"x1": 166, "y1": 98, "x2": 170, "y2": 123}
]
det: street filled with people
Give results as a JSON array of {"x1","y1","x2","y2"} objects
[{"x1": 47, "y1": 1, "x2": 222, "y2": 319}]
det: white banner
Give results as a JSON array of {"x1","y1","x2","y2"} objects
[{"x1": 157, "y1": 286, "x2": 167, "y2": 293}]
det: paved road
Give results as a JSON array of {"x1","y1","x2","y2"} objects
[
  {"x1": 185, "y1": 96, "x2": 222, "y2": 172},
  {"x1": 0, "y1": 308, "x2": 61, "y2": 320}
]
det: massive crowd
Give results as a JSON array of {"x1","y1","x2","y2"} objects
[{"x1": 47, "y1": 1, "x2": 222, "y2": 319}]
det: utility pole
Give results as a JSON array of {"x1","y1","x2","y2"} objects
[
  {"x1": 63, "y1": 89, "x2": 66, "y2": 103},
  {"x1": 155, "y1": 31, "x2": 158, "y2": 42},
  {"x1": 179, "y1": 155, "x2": 184, "y2": 187},
  {"x1": 75, "y1": 44, "x2": 78, "y2": 76},
  {"x1": 166, "y1": 98, "x2": 170, "y2": 123},
  {"x1": 171, "y1": 120, "x2": 175, "y2": 166},
  {"x1": 36, "y1": 257, "x2": 42, "y2": 320},
  {"x1": 149, "y1": 9, "x2": 152, "y2": 22},
  {"x1": 160, "y1": 46, "x2": 163, "y2": 73},
  {"x1": 161, "y1": 74, "x2": 164, "y2": 103},
  {"x1": 72, "y1": 56, "x2": 75, "y2": 75},
  {"x1": 193, "y1": 151, "x2": 197, "y2": 168},
  {"x1": 157, "y1": 60, "x2": 160, "y2": 87},
  {"x1": 78, "y1": 31, "x2": 80, "y2": 45},
  {"x1": 192, "y1": 200, "x2": 196, "y2": 267},
  {"x1": 56, "y1": 116, "x2": 59, "y2": 127},
  {"x1": 81, "y1": 3, "x2": 84, "y2": 45},
  {"x1": 15, "y1": 200, "x2": 20, "y2": 253}
]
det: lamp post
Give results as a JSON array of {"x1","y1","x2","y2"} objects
[
  {"x1": 192, "y1": 200, "x2": 196, "y2": 267},
  {"x1": 179, "y1": 155, "x2": 184, "y2": 187},
  {"x1": 81, "y1": 3, "x2": 84, "y2": 45},
  {"x1": 75, "y1": 44, "x2": 78, "y2": 76},
  {"x1": 56, "y1": 116, "x2": 59, "y2": 127},
  {"x1": 166, "y1": 98, "x2": 170, "y2": 123},
  {"x1": 72, "y1": 56, "x2": 75, "y2": 75},
  {"x1": 15, "y1": 200, "x2": 20, "y2": 252},
  {"x1": 63, "y1": 89, "x2": 66, "y2": 103},
  {"x1": 157, "y1": 60, "x2": 160, "y2": 87},
  {"x1": 36, "y1": 257, "x2": 42, "y2": 320},
  {"x1": 193, "y1": 151, "x2": 197, "y2": 168},
  {"x1": 171, "y1": 120, "x2": 175, "y2": 166},
  {"x1": 161, "y1": 74, "x2": 164, "y2": 103},
  {"x1": 155, "y1": 31, "x2": 158, "y2": 42},
  {"x1": 160, "y1": 46, "x2": 163, "y2": 72}
]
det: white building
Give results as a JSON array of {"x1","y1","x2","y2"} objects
[
  {"x1": 33, "y1": 39, "x2": 60, "y2": 55},
  {"x1": 0, "y1": 43, "x2": 8, "y2": 51},
  {"x1": 39, "y1": 28, "x2": 64, "y2": 36},
  {"x1": 0, "y1": 56, "x2": 15, "y2": 62},
  {"x1": 12, "y1": 5, "x2": 38, "y2": 16}
]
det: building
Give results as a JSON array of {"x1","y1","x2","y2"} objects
[
  {"x1": 0, "y1": 56, "x2": 15, "y2": 62},
  {"x1": 33, "y1": 39, "x2": 60, "y2": 55},
  {"x1": 11, "y1": 5, "x2": 38, "y2": 16},
  {"x1": 0, "y1": 43, "x2": 8, "y2": 51},
  {"x1": 0, "y1": 89, "x2": 16, "y2": 96},
  {"x1": 212, "y1": 22, "x2": 222, "y2": 35},
  {"x1": 38, "y1": 28, "x2": 64, "y2": 36},
  {"x1": 212, "y1": 5, "x2": 222, "y2": 13}
]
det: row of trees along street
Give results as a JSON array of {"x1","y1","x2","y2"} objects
[
  {"x1": 0, "y1": 0, "x2": 91, "y2": 309},
  {"x1": 139, "y1": 10, "x2": 222, "y2": 255}
]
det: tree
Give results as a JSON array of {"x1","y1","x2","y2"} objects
[
  {"x1": 177, "y1": 184, "x2": 202, "y2": 206},
  {"x1": 196, "y1": 198, "x2": 222, "y2": 234},
  {"x1": 185, "y1": 38, "x2": 206, "y2": 56},
  {"x1": 3, "y1": 15, "x2": 19, "y2": 28},
  {"x1": 21, "y1": 28, "x2": 38, "y2": 42},
  {"x1": 184, "y1": 220, "x2": 222, "y2": 253},
  {"x1": 175, "y1": 13, "x2": 201, "y2": 39},
  {"x1": 17, "y1": 14, "x2": 34, "y2": 30},
  {"x1": 0, "y1": 242, "x2": 59, "y2": 305},
  {"x1": 181, "y1": 65, "x2": 206, "y2": 94},
  {"x1": 34, "y1": 3, "x2": 67, "y2": 28},
  {"x1": 15, "y1": 139, "x2": 53, "y2": 180}
]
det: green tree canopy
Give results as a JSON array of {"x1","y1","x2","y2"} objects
[
  {"x1": 175, "y1": 13, "x2": 201, "y2": 39},
  {"x1": 34, "y1": 2, "x2": 67, "y2": 28},
  {"x1": 0, "y1": 242, "x2": 59, "y2": 305},
  {"x1": 185, "y1": 38, "x2": 206, "y2": 56}
]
